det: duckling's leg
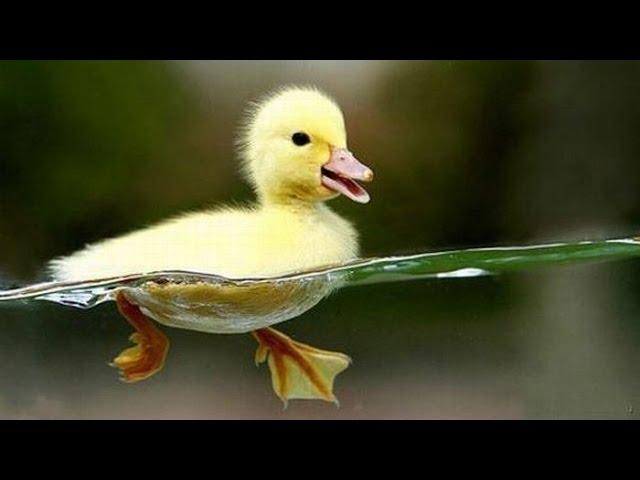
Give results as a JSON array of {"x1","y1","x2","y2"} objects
[
  {"x1": 110, "y1": 291, "x2": 170, "y2": 383},
  {"x1": 252, "y1": 327, "x2": 351, "y2": 405}
]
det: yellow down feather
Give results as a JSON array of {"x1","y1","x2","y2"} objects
[{"x1": 49, "y1": 86, "x2": 359, "y2": 281}]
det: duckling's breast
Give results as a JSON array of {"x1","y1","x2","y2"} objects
[{"x1": 248, "y1": 204, "x2": 360, "y2": 274}]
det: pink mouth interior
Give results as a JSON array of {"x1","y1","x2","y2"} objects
[{"x1": 321, "y1": 168, "x2": 370, "y2": 204}]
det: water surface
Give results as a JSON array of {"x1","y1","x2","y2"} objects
[{"x1": 2, "y1": 237, "x2": 640, "y2": 419}]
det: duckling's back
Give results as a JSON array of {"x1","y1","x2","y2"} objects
[{"x1": 48, "y1": 204, "x2": 359, "y2": 282}]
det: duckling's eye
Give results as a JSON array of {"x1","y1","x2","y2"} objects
[{"x1": 292, "y1": 132, "x2": 311, "y2": 146}]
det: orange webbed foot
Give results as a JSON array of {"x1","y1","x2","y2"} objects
[
  {"x1": 111, "y1": 291, "x2": 170, "y2": 383},
  {"x1": 252, "y1": 327, "x2": 351, "y2": 406}
]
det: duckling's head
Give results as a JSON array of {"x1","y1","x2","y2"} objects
[{"x1": 240, "y1": 86, "x2": 373, "y2": 205}]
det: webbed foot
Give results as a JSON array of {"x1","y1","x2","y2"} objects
[
  {"x1": 252, "y1": 327, "x2": 351, "y2": 405},
  {"x1": 111, "y1": 291, "x2": 170, "y2": 383}
]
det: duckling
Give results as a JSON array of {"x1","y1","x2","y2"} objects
[{"x1": 48, "y1": 86, "x2": 373, "y2": 404}]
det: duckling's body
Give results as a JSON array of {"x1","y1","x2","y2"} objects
[
  {"x1": 50, "y1": 202, "x2": 358, "y2": 281},
  {"x1": 47, "y1": 86, "x2": 374, "y2": 405}
]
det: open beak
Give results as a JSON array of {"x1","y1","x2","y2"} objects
[{"x1": 321, "y1": 148, "x2": 374, "y2": 204}]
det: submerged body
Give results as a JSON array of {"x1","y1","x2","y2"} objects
[{"x1": 123, "y1": 279, "x2": 337, "y2": 334}]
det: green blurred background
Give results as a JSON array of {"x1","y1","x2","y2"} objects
[{"x1": 2, "y1": 60, "x2": 640, "y2": 418}]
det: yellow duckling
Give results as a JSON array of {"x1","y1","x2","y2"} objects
[{"x1": 48, "y1": 86, "x2": 373, "y2": 404}]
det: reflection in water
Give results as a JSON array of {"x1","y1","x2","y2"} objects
[{"x1": 0, "y1": 238, "x2": 639, "y2": 335}]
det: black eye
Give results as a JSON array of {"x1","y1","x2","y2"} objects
[{"x1": 292, "y1": 132, "x2": 311, "y2": 146}]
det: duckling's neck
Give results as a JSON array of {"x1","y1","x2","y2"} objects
[
  {"x1": 259, "y1": 196, "x2": 325, "y2": 215},
  {"x1": 257, "y1": 190, "x2": 327, "y2": 214}
]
